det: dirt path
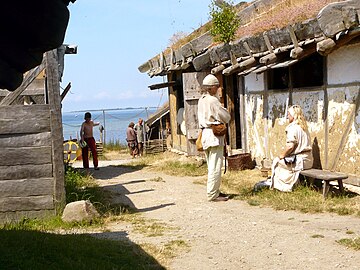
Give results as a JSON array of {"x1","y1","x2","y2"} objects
[{"x1": 75, "y1": 159, "x2": 360, "y2": 269}]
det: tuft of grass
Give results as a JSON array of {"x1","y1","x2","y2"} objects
[
  {"x1": 150, "y1": 176, "x2": 165, "y2": 182},
  {"x1": 142, "y1": 240, "x2": 190, "y2": 267},
  {"x1": 337, "y1": 237, "x2": 360, "y2": 251},
  {"x1": 311, "y1": 234, "x2": 325, "y2": 238}
]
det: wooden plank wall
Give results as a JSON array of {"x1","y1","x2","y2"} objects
[{"x1": 0, "y1": 104, "x2": 55, "y2": 220}]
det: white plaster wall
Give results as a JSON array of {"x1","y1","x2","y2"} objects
[
  {"x1": 244, "y1": 73, "x2": 264, "y2": 92},
  {"x1": 328, "y1": 43, "x2": 360, "y2": 84}
]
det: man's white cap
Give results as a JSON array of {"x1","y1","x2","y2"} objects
[{"x1": 202, "y1": 74, "x2": 219, "y2": 87}]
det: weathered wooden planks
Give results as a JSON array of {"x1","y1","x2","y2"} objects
[
  {"x1": 0, "y1": 195, "x2": 54, "y2": 212},
  {"x1": 0, "y1": 105, "x2": 50, "y2": 134},
  {"x1": 0, "y1": 146, "x2": 52, "y2": 166},
  {"x1": 0, "y1": 132, "x2": 52, "y2": 148},
  {"x1": 0, "y1": 164, "x2": 53, "y2": 180},
  {"x1": 0, "y1": 209, "x2": 54, "y2": 223},
  {"x1": 0, "y1": 178, "x2": 54, "y2": 197}
]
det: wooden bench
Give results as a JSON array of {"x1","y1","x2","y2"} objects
[{"x1": 300, "y1": 169, "x2": 348, "y2": 198}]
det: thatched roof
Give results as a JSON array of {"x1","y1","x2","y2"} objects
[{"x1": 139, "y1": 0, "x2": 360, "y2": 78}]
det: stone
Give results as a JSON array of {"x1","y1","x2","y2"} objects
[{"x1": 61, "y1": 200, "x2": 99, "y2": 223}]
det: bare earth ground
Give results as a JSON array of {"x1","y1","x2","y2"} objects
[{"x1": 73, "y1": 157, "x2": 360, "y2": 270}]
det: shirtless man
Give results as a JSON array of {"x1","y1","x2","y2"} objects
[{"x1": 80, "y1": 112, "x2": 100, "y2": 170}]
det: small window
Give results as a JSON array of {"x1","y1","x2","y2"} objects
[
  {"x1": 292, "y1": 54, "x2": 323, "y2": 88},
  {"x1": 267, "y1": 67, "x2": 289, "y2": 90},
  {"x1": 267, "y1": 54, "x2": 324, "y2": 90}
]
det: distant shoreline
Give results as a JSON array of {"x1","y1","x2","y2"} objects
[{"x1": 64, "y1": 106, "x2": 159, "y2": 114}]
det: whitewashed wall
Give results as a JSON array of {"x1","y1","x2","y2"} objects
[
  {"x1": 245, "y1": 73, "x2": 264, "y2": 92},
  {"x1": 242, "y1": 43, "x2": 360, "y2": 177},
  {"x1": 328, "y1": 43, "x2": 360, "y2": 84}
]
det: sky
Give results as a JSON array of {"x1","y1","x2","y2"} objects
[{"x1": 61, "y1": 0, "x2": 247, "y2": 112}]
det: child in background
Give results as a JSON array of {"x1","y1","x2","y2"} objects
[{"x1": 80, "y1": 112, "x2": 100, "y2": 170}]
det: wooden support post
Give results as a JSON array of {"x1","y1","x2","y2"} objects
[
  {"x1": 45, "y1": 50, "x2": 65, "y2": 212},
  {"x1": 288, "y1": 26, "x2": 304, "y2": 59},
  {"x1": 260, "y1": 34, "x2": 277, "y2": 65}
]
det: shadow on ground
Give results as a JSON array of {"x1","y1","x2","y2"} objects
[
  {"x1": 101, "y1": 182, "x2": 175, "y2": 213},
  {"x1": 0, "y1": 229, "x2": 166, "y2": 270},
  {"x1": 87, "y1": 164, "x2": 148, "y2": 180}
]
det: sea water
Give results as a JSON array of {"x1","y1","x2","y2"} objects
[{"x1": 62, "y1": 108, "x2": 156, "y2": 144}]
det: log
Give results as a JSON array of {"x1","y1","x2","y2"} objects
[
  {"x1": 259, "y1": 53, "x2": 277, "y2": 65},
  {"x1": 316, "y1": 38, "x2": 336, "y2": 56},
  {"x1": 211, "y1": 64, "x2": 226, "y2": 74}
]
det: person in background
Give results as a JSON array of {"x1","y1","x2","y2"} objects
[
  {"x1": 197, "y1": 74, "x2": 231, "y2": 202},
  {"x1": 134, "y1": 118, "x2": 144, "y2": 156},
  {"x1": 80, "y1": 112, "x2": 100, "y2": 170},
  {"x1": 271, "y1": 105, "x2": 313, "y2": 191},
  {"x1": 126, "y1": 122, "x2": 138, "y2": 158}
]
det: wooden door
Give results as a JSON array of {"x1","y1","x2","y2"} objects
[{"x1": 182, "y1": 72, "x2": 208, "y2": 155}]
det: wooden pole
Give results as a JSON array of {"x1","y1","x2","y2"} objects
[
  {"x1": 45, "y1": 50, "x2": 65, "y2": 212},
  {"x1": 102, "y1": 110, "x2": 106, "y2": 145}
]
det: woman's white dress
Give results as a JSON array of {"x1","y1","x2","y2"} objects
[{"x1": 271, "y1": 122, "x2": 313, "y2": 192}]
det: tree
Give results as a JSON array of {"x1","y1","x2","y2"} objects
[{"x1": 209, "y1": 0, "x2": 240, "y2": 44}]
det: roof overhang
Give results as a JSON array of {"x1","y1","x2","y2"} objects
[{"x1": 139, "y1": 0, "x2": 360, "y2": 79}]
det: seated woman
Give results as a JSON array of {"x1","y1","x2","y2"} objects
[{"x1": 270, "y1": 105, "x2": 313, "y2": 192}]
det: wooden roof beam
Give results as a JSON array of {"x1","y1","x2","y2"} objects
[
  {"x1": 0, "y1": 61, "x2": 46, "y2": 106},
  {"x1": 211, "y1": 49, "x2": 226, "y2": 74},
  {"x1": 259, "y1": 34, "x2": 277, "y2": 65}
]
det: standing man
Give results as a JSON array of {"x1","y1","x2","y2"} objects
[
  {"x1": 134, "y1": 118, "x2": 145, "y2": 156},
  {"x1": 197, "y1": 74, "x2": 231, "y2": 202},
  {"x1": 126, "y1": 122, "x2": 138, "y2": 158},
  {"x1": 80, "y1": 112, "x2": 100, "y2": 170}
]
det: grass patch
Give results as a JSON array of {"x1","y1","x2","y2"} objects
[
  {"x1": 104, "y1": 139, "x2": 128, "y2": 151},
  {"x1": 337, "y1": 237, "x2": 360, "y2": 251},
  {"x1": 113, "y1": 213, "x2": 177, "y2": 237},
  {"x1": 130, "y1": 151, "x2": 207, "y2": 177},
  {"x1": 0, "y1": 229, "x2": 165, "y2": 270},
  {"x1": 142, "y1": 240, "x2": 190, "y2": 267}
]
